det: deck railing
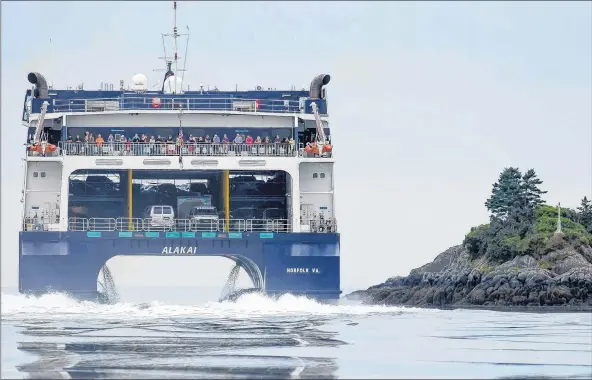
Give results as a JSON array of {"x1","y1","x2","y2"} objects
[
  {"x1": 51, "y1": 97, "x2": 303, "y2": 114},
  {"x1": 23, "y1": 217, "x2": 338, "y2": 233},
  {"x1": 26, "y1": 142, "x2": 333, "y2": 158},
  {"x1": 57, "y1": 142, "x2": 298, "y2": 157},
  {"x1": 66, "y1": 217, "x2": 295, "y2": 233}
]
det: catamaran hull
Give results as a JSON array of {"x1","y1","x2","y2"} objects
[{"x1": 19, "y1": 231, "x2": 341, "y2": 302}]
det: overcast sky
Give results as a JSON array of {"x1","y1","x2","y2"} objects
[{"x1": 1, "y1": 1, "x2": 591, "y2": 292}]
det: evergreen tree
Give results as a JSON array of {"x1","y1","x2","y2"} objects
[
  {"x1": 485, "y1": 167, "x2": 523, "y2": 221},
  {"x1": 520, "y1": 169, "x2": 547, "y2": 218},
  {"x1": 577, "y1": 196, "x2": 592, "y2": 233}
]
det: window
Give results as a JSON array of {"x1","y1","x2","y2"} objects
[
  {"x1": 313, "y1": 173, "x2": 318, "y2": 179},
  {"x1": 320, "y1": 173, "x2": 325, "y2": 179},
  {"x1": 33, "y1": 172, "x2": 38, "y2": 178},
  {"x1": 40, "y1": 172, "x2": 46, "y2": 178}
]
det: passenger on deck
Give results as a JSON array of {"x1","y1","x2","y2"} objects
[
  {"x1": 274, "y1": 135, "x2": 281, "y2": 144},
  {"x1": 175, "y1": 135, "x2": 183, "y2": 154},
  {"x1": 166, "y1": 135, "x2": 175, "y2": 154},
  {"x1": 212, "y1": 134, "x2": 220, "y2": 154},
  {"x1": 132, "y1": 133, "x2": 140, "y2": 143},
  {"x1": 233, "y1": 134, "x2": 243, "y2": 144},
  {"x1": 222, "y1": 134, "x2": 229, "y2": 143},
  {"x1": 255, "y1": 136, "x2": 262, "y2": 144},
  {"x1": 95, "y1": 134, "x2": 104, "y2": 153},
  {"x1": 245, "y1": 135, "x2": 253, "y2": 145}
]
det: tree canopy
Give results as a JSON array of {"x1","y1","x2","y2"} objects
[
  {"x1": 465, "y1": 167, "x2": 590, "y2": 262},
  {"x1": 577, "y1": 196, "x2": 592, "y2": 233},
  {"x1": 484, "y1": 167, "x2": 547, "y2": 224}
]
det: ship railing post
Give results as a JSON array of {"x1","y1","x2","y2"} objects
[{"x1": 128, "y1": 169, "x2": 133, "y2": 231}]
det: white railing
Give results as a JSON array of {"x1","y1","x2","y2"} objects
[
  {"x1": 64, "y1": 217, "x2": 295, "y2": 233},
  {"x1": 25, "y1": 142, "x2": 335, "y2": 159},
  {"x1": 25, "y1": 217, "x2": 338, "y2": 233},
  {"x1": 68, "y1": 217, "x2": 89, "y2": 231},
  {"x1": 52, "y1": 97, "x2": 303, "y2": 114},
  {"x1": 58, "y1": 142, "x2": 298, "y2": 157},
  {"x1": 88, "y1": 217, "x2": 117, "y2": 231}
]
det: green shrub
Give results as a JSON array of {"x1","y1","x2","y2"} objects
[{"x1": 464, "y1": 224, "x2": 490, "y2": 259}]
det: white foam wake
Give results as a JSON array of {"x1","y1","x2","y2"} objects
[{"x1": 1, "y1": 291, "x2": 434, "y2": 321}]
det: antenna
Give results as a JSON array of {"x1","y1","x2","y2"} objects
[
  {"x1": 154, "y1": 1, "x2": 190, "y2": 94},
  {"x1": 173, "y1": 0, "x2": 179, "y2": 93},
  {"x1": 48, "y1": 38, "x2": 53, "y2": 90}
]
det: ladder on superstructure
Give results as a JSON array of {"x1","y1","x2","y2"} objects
[
  {"x1": 33, "y1": 101, "x2": 50, "y2": 144},
  {"x1": 310, "y1": 102, "x2": 327, "y2": 153}
]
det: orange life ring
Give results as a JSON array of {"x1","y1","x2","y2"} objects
[{"x1": 152, "y1": 97, "x2": 161, "y2": 108}]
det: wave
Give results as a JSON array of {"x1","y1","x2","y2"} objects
[{"x1": 1, "y1": 291, "x2": 435, "y2": 320}]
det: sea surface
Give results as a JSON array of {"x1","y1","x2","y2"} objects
[{"x1": 1, "y1": 286, "x2": 591, "y2": 379}]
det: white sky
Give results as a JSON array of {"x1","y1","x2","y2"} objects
[{"x1": 1, "y1": 1, "x2": 591, "y2": 291}]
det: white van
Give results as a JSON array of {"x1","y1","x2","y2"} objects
[{"x1": 144, "y1": 205, "x2": 175, "y2": 229}]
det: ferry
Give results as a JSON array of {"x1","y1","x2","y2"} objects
[{"x1": 18, "y1": 2, "x2": 339, "y2": 302}]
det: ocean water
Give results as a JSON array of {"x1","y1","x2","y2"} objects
[{"x1": 1, "y1": 287, "x2": 591, "y2": 379}]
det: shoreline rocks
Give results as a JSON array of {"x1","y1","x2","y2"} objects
[{"x1": 348, "y1": 244, "x2": 592, "y2": 310}]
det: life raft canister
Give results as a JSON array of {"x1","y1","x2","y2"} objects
[{"x1": 152, "y1": 97, "x2": 161, "y2": 108}]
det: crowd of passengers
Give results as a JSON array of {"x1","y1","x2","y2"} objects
[
  {"x1": 59, "y1": 131, "x2": 299, "y2": 156},
  {"x1": 51, "y1": 131, "x2": 331, "y2": 156}
]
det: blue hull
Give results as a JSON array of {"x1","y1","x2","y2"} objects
[{"x1": 19, "y1": 231, "x2": 341, "y2": 301}]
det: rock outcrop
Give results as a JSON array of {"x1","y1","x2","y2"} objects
[{"x1": 349, "y1": 244, "x2": 592, "y2": 309}]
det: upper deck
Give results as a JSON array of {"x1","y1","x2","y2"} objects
[{"x1": 23, "y1": 74, "x2": 330, "y2": 122}]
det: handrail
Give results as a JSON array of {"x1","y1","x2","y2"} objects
[
  {"x1": 57, "y1": 142, "x2": 298, "y2": 157},
  {"x1": 29, "y1": 217, "x2": 337, "y2": 233},
  {"x1": 51, "y1": 97, "x2": 303, "y2": 114},
  {"x1": 25, "y1": 142, "x2": 334, "y2": 159},
  {"x1": 40, "y1": 217, "x2": 336, "y2": 234}
]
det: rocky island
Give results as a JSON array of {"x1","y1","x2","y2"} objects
[{"x1": 349, "y1": 168, "x2": 592, "y2": 310}]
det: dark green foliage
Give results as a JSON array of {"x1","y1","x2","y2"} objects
[
  {"x1": 484, "y1": 168, "x2": 547, "y2": 226},
  {"x1": 465, "y1": 224, "x2": 489, "y2": 259},
  {"x1": 520, "y1": 169, "x2": 547, "y2": 218},
  {"x1": 577, "y1": 196, "x2": 592, "y2": 233},
  {"x1": 485, "y1": 167, "x2": 523, "y2": 221},
  {"x1": 465, "y1": 168, "x2": 591, "y2": 263}
]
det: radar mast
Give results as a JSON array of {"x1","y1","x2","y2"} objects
[{"x1": 154, "y1": 1, "x2": 190, "y2": 93}]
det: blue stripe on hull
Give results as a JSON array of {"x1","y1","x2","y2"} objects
[{"x1": 19, "y1": 232, "x2": 341, "y2": 301}]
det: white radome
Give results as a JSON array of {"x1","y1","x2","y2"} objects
[
  {"x1": 131, "y1": 73, "x2": 148, "y2": 92},
  {"x1": 163, "y1": 75, "x2": 184, "y2": 94}
]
